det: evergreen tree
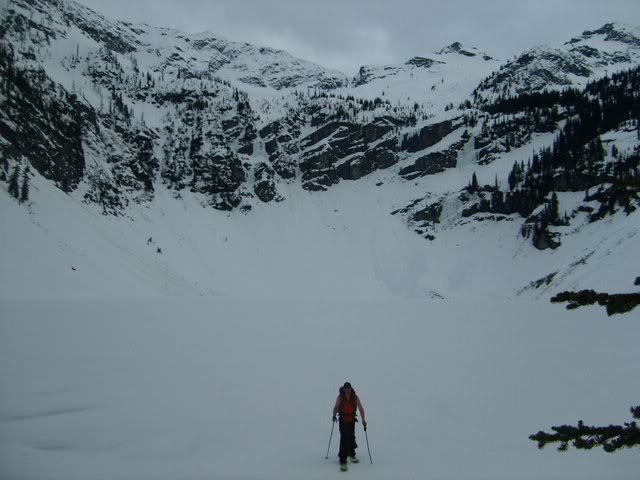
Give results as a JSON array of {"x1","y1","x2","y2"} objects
[
  {"x1": 0, "y1": 157, "x2": 7, "y2": 182},
  {"x1": 469, "y1": 172, "x2": 479, "y2": 192},
  {"x1": 7, "y1": 165, "x2": 20, "y2": 200},
  {"x1": 530, "y1": 406, "x2": 640, "y2": 452},
  {"x1": 549, "y1": 192, "x2": 560, "y2": 224},
  {"x1": 19, "y1": 166, "x2": 30, "y2": 204}
]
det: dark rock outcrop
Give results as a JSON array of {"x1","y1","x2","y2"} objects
[
  {"x1": 400, "y1": 151, "x2": 455, "y2": 178},
  {"x1": 0, "y1": 51, "x2": 87, "y2": 192},
  {"x1": 405, "y1": 56, "x2": 440, "y2": 68},
  {"x1": 299, "y1": 118, "x2": 399, "y2": 186},
  {"x1": 253, "y1": 162, "x2": 280, "y2": 203},
  {"x1": 401, "y1": 119, "x2": 455, "y2": 153},
  {"x1": 191, "y1": 151, "x2": 246, "y2": 197}
]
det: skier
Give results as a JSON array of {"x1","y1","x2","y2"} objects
[{"x1": 332, "y1": 382, "x2": 366, "y2": 471}]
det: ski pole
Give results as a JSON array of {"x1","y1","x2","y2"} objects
[
  {"x1": 364, "y1": 423, "x2": 373, "y2": 464},
  {"x1": 325, "y1": 419, "x2": 336, "y2": 459}
]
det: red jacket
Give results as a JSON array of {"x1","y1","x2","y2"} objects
[{"x1": 333, "y1": 393, "x2": 366, "y2": 424}]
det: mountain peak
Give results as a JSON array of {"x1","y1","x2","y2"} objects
[
  {"x1": 438, "y1": 42, "x2": 465, "y2": 54},
  {"x1": 566, "y1": 22, "x2": 640, "y2": 48},
  {"x1": 436, "y1": 42, "x2": 494, "y2": 61}
]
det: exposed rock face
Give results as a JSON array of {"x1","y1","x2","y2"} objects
[
  {"x1": 438, "y1": 42, "x2": 474, "y2": 57},
  {"x1": 522, "y1": 222, "x2": 561, "y2": 251},
  {"x1": 437, "y1": 42, "x2": 494, "y2": 60},
  {"x1": 0, "y1": 55, "x2": 86, "y2": 192},
  {"x1": 298, "y1": 117, "x2": 399, "y2": 190},
  {"x1": 401, "y1": 119, "x2": 456, "y2": 153},
  {"x1": 517, "y1": 50, "x2": 591, "y2": 77},
  {"x1": 337, "y1": 142, "x2": 398, "y2": 181},
  {"x1": 569, "y1": 22, "x2": 640, "y2": 49},
  {"x1": 391, "y1": 197, "x2": 445, "y2": 241},
  {"x1": 61, "y1": 1, "x2": 140, "y2": 54},
  {"x1": 532, "y1": 227, "x2": 561, "y2": 250},
  {"x1": 353, "y1": 65, "x2": 388, "y2": 87},
  {"x1": 365, "y1": 138, "x2": 399, "y2": 168},
  {"x1": 405, "y1": 56, "x2": 440, "y2": 68},
  {"x1": 120, "y1": 129, "x2": 160, "y2": 193},
  {"x1": 413, "y1": 202, "x2": 443, "y2": 224},
  {"x1": 253, "y1": 162, "x2": 281, "y2": 203},
  {"x1": 191, "y1": 151, "x2": 246, "y2": 195},
  {"x1": 399, "y1": 151, "x2": 456, "y2": 178},
  {"x1": 259, "y1": 118, "x2": 302, "y2": 180}
]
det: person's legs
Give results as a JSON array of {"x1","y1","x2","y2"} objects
[
  {"x1": 338, "y1": 419, "x2": 349, "y2": 464},
  {"x1": 349, "y1": 422, "x2": 358, "y2": 459}
]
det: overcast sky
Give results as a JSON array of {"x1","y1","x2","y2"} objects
[{"x1": 74, "y1": 0, "x2": 640, "y2": 75}]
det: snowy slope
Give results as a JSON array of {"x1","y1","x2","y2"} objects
[
  {"x1": 2, "y1": 153, "x2": 637, "y2": 300},
  {"x1": 344, "y1": 42, "x2": 499, "y2": 110}
]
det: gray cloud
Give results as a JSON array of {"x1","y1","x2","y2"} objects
[{"x1": 75, "y1": 0, "x2": 640, "y2": 74}]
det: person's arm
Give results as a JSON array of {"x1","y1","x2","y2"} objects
[
  {"x1": 357, "y1": 397, "x2": 366, "y2": 425},
  {"x1": 332, "y1": 396, "x2": 340, "y2": 421}
]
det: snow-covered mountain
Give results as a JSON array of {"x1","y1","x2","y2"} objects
[
  {"x1": 474, "y1": 22, "x2": 640, "y2": 100},
  {"x1": 3, "y1": 0, "x2": 348, "y2": 89},
  {"x1": 1, "y1": 0, "x2": 639, "y2": 299},
  {"x1": 353, "y1": 42, "x2": 495, "y2": 88}
]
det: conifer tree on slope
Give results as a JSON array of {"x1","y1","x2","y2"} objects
[
  {"x1": 530, "y1": 406, "x2": 640, "y2": 452},
  {"x1": 7, "y1": 165, "x2": 20, "y2": 200},
  {"x1": 19, "y1": 166, "x2": 30, "y2": 204}
]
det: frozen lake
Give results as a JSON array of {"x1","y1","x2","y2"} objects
[{"x1": 1, "y1": 298, "x2": 638, "y2": 479}]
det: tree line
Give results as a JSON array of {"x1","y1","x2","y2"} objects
[{"x1": 468, "y1": 66, "x2": 640, "y2": 222}]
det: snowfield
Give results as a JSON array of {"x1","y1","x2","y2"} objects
[{"x1": 1, "y1": 298, "x2": 638, "y2": 480}]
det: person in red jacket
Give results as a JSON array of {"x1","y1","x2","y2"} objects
[{"x1": 332, "y1": 382, "x2": 366, "y2": 469}]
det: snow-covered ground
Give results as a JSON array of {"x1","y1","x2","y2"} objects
[{"x1": 1, "y1": 298, "x2": 638, "y2": 480}]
